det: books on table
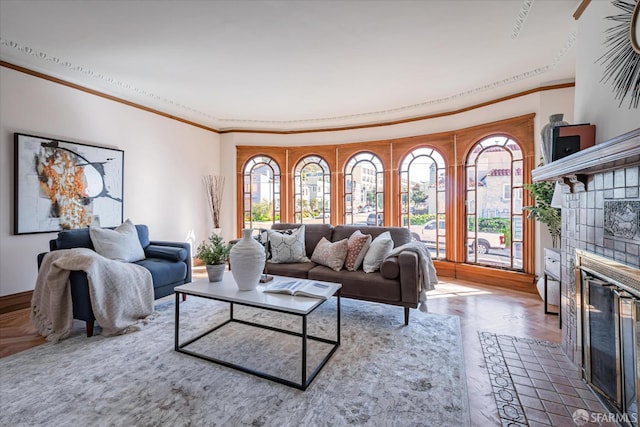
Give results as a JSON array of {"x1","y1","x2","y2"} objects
[{"x1": 263, "y1": 279, "x2": 340, "y2": 300}]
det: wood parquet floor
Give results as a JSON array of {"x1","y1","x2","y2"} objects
[{"x1": 0, "y1": 275, "x2": 560, "y2": 426}]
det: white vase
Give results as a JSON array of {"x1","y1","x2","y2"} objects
[
  {"x1": 229, "y1": 229, "x2": 265, "y2": 291},
  {"x1": 540, "y1": 113, "x2": 569, "y2": 164}
]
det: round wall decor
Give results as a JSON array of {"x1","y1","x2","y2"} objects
[
  {"x1": 631, "y1": 0, "x2": 640, "y2": 53},
  {"x1": 598, "y1": 0, "x2": 640, "y2": 108}
]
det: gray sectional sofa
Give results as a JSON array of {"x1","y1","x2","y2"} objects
[{"x1": 263, "y1": 223, "x2": 421, "y2": 324}]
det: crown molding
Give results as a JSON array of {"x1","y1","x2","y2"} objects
[
  {"x1": 511, "y1": 0, "x2": 535, "y2": 39},
  {"x1": 2, "y1": 28, "x2": 576, "y2": 131},
  {"x1": 221, "y1": 83, "x2": 575, "y2": 135},
  {"x1": 0, "y1": 60, "x2": 219, "y2": 134},
  {"x1": 2, "y1": 60, "x2": 574, "y2": 135}
]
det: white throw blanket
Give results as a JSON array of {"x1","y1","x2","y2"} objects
[
  {"x1": 385, "y1": 242, "x2": 438, "y2": 313},
  {"x1": 31, "y1": 248, "x2": 154, "y2": 342}
]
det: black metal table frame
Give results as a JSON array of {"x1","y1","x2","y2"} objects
[{"x1": 174, "y1": 289, "x2": 340, "y2": 391}]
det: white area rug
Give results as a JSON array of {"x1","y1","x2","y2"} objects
[{"x1": 1, "y1": 296, "x2": 469, "y2": 426}]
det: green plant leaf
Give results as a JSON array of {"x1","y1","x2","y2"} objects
[
  {"x1": 196, "y1": 233, "x2": 231, "y2": 265},
  {"x1": 523, "y1": 181, "x2": 561, "y2": 247}
]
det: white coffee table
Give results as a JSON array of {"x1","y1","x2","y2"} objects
[{"x1": 174, "y1": 272, "x2": 341, "y2": 390}]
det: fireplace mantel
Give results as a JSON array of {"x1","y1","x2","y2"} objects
[{"x1": 532, "y1": 127, "x2": 640, "y2": 191}]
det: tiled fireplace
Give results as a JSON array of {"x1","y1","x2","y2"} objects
[
  {"x1": 533, "y1": 127, "x2": 640, "y2": 423},
  {"x1": 560, "y1": 161, "x2": 640, "y2": 363}
]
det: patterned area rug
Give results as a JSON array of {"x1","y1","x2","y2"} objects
[{"x1": 1, "y1": 296, "x2": 469, "y2": 426}]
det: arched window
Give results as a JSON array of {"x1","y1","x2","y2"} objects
[
  {"x1": 343, "y1": 152, "x2": 384, "y2": 225},
  {"x1": 294, "y1": 155, "x2": 331, "y2": 224},
  {"x1": 399, "y1": 147, "x2": 446, "y2": 258},
  {"x1": 242, "y1": 155, "x2": 281, "y2": 232},
  {"x1": 465, "y1": 136, "x2": 524, "y2": 270}
]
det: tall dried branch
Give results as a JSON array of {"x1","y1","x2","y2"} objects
[{"x1": 203, "y1": 175, "x2": 225, "y2": 229}]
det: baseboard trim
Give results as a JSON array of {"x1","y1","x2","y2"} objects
[
  {"x1": 0, "y1": 291, "x2": 33, "y2": 314},
  {"x1": 455, "y1": 264, "x2": 536, "y2": 293}
]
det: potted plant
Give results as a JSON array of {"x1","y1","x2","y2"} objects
[
  {"x1": 524, "y1": 180, "x2": 562, "y2": 307},
  {"x1": 196, "y1": 233, "x2": 231, "y2": 282},
  {"x1": 523, "y1": 180, "x2": 561, "y2": 247}
]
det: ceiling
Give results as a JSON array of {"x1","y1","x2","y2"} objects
[{"x1": 0, "y1": 0, "x2": 580, "y2": 132}]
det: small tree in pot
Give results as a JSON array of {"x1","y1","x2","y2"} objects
[
  {"x1": 196, "y1": 233, "x2": 231, "y2": 282},
  {"x1": 524, "y1": 180, "x2": 561, "y2": 247}
]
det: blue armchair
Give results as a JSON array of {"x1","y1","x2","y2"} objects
[{"x1": 37, "y1": 224, "x2": 191, "y2": 337}]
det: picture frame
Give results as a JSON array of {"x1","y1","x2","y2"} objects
[{"x1": 14, "y1": 133, "x2": 124, "y2": 234}]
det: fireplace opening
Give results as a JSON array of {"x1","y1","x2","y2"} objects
[
  {"x1": 577, "y1": 250, "x2": 639, "y2": 426},
  {"x1": 583, "y1": 276, "x2": 619, "y2": 401}
]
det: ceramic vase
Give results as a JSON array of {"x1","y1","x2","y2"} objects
[
  {"x1": 206, "y1": 263, "x2": 226, "y2": 282},
  {"x1": 540, "y1": 113, "x2": 569, "y2": 164},
  {"x1": 229, "y1": 229, "x2": 265, "y2": 291}
]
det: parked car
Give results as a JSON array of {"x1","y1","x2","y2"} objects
[
  {"x1": 366, "y1": 213, "x2": 383, "y2": 226},
  {"x1": 422, "y1": 219, "x2": 505, "y2": 254}
]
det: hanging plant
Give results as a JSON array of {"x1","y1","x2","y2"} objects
[{"x1": 524, "y1": 181, "x2": 561, "y2": 248}]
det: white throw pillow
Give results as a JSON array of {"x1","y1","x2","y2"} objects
[
  {"x1": 362, "y1": 231, "x2": 394, "y2": 273},
  {"x1": 89, "y1": 219, "x2": 146, "y2": 262},
  {"x1": 267, "y1": 225, "x2": 309, "y2": 263},
  {"x1": 311, "y1": 237, "x2": 349, "y2": 271}
]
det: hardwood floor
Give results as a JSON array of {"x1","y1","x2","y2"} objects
[
  {"x1": 0, "y1": 275, "x2": 560, "y2": 426},
  {"x1": 0, "y1": 308, "x2": 46, "y2": 358},
  {"x1": 425, "y1": 278, "x2": 561, "y2": 426}
]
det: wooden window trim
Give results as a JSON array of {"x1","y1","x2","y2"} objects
[{"x1": 235, "y1": 113, "x2": 537, "y2": 291}]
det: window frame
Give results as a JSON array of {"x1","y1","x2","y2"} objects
[
  {"x1": 293, "y1": 155, "x2": 331, "y2": 224},
  {"x1": 241, "y1": 154, "x2": 282, "y2": 231},
  {"x1": 235, "y1": 114, "x2": 536, "y2": 291}
]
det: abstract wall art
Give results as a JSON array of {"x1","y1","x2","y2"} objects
[{"x1": 14, "y1": 133, "x2": 124, "y2": 234}]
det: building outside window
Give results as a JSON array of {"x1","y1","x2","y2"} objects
[
  {"x1": 344, "y1": 152, "x2": 384, "y2": 225},
  {"x1": 242, "y1": 155, "x2": 281, "y2": 233},
  {"x1": 294, "y1": 155, "x2": 331, "y2": 224},
  {"x1": 465, "y1": 136, "x2": 524, "y2": 270}
]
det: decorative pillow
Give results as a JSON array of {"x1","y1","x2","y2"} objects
[
  {"x1": 259, "y1": 227, "x2": 295, "y2": 259},
  {"x1": 89, "y1": 218, "x2": 145, "y2": 262},
  {"x1": 56, "y1": 228, "x2": 93, "y2": 250},
  {"x1": 363, "y1": 231, "x2": 394, "y2": 273},
  {"x1": 267, "y1": 225, "x2": 309, "y2": 263},
  {"x1": 345, "y1": 230, "x2": 372, "y2": 271},
  {"x1": 145, "y1": 245, "x2": 187, "y2": 262},
  {"x1": 311, "y1": 237, "x2": 349, "y2": 271}
]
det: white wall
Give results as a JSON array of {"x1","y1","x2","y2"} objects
[
  {"x1": 575, "y1": 0, "x2": 640, "y2": 141},
  {"x1": 0, "y1": 67, "x2": 220, "y2": 296}
]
